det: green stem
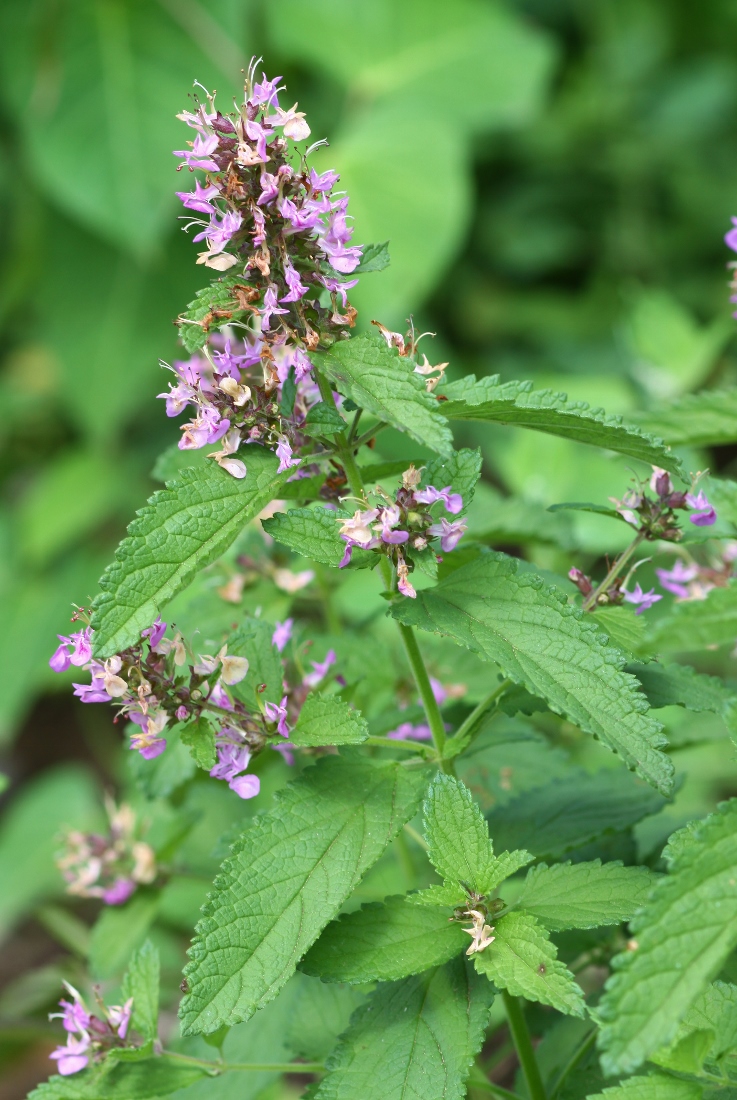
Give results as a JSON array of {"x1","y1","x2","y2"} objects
[
  {"x1": 582, "y1": 531, "x2": 646, "y2": 611},
  {"x1": 502, "y1": 991, "x2": 546, "y2": 1100},
  {"x1": 352, "y1": 421, "x2": 389, "y2": 450},
  {"x1": 403, "y1": 821, "x2": 429, "y2": 850},
  {"x1": 397, "y1": 621, "x2": 448, "y2": 764},
  {"x1": 347, "y1": 407, "x2": 362, "y2": 443},
  {"x1": 364, "y1": 735, "x2": 430, "y2": 754},
  {"x1": 161, "y1": 1051, "x2": 324, "y2": 1074},
  {"x1": 549, "y1": 1028, "x2": 596, "y2": 1099},
  {"x1": 448, "y1": 680, "x2": 511, "y2": 755},
  {"x1": 467, "y1": 1064, "x2": 523, "y2": 1100}
]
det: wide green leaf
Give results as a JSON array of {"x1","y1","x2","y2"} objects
[
  {"x1": 439, "y1": 375, "x2": 681, "y2": 473},
  {"x1": 598, "y1": 799, "x2": 737, "y2": 1075},
  {"x1": 262, "y1": 507, "x2": 348, "y2": 567},
  {"x1": 630, "y1": 388, "x2": 737, "y2": 446},
  {"x1": 516, "y1": 860, "x2": 656, "y2": 931},
  {"x1": 421, "y1": 449, "x2": 482, "y2": 514},
  {"x1": 391, "y1": 552, "x2": 673, "y2": 793},
  {"x1": 313, "y1": 957, "x2": 494, "y2": 1100},
  {"x1": 91, "y1": 449, "x2": 286, "y2": 657},
  {"x1": 670, "y1": 980, "x2": 737, "y2": 1062},
  {"x1": 314, "y1": 334, "x2": 454, "y2": 456},
  {"x1": 629, "y1": 661, "x2": 737, "y2": 731},
  {"x1": 291, "y1": 693, "x2": 369, "y2": 747},
  {"x1": 300, "y1": 895, "x2": 467, "y2": 982},
  {"x1": 585, "y1": 1076, "x2": 703, "y2": 1100},
  {"x1": 473, "y1": 911, "x2": 585, "y2": 1016},
  {"x1": 354, "y1": 241, "x2": 391, "y2": 272},
  {"x1": 179, "y1": 757, "x2": 428, "y2": 1035},
  {"x1": 121, "y1": 940, "x2": 160, "y2": 1042},
  {"x1": 28, "y1": 1059, "x2": 207, "y2": 1100},
  {"x1": 486, "y1": 768, "x2": 668, "y2": 860},
  {"x1": 645, "y1": 585, "x2": 737, "y2": 654}
]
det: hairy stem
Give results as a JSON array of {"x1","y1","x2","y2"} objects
[
  {"x1": 502, "y1": 991, "x2": 546, "y2": 1100},
  {"x1": 581, "y1": 531, "x2": 646, "y2": 611}
]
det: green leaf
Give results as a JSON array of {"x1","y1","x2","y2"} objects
[
  {"x1": 473, "y1": 911, "x2": 584, "y2": 1016},
  {"x1": 585, "y1": 1076, "x2": 703, "y2": 1100},
  {"x1": 89, "y1": 893, "x2": 160, "y2": 981},
  {"x1": 408, "y1": 883, "x2": 468, "y2": 908},
  {"x1": 227, "y1": 618, "x2": 284, "y2": 709},
  {"x1": 291, "y1": 693, "x2": 369, "y2": 747},
  {"x1": 263, "y1": 507, "x2": 347, "y2": 567},
  {"x1": 91, "y1": 448, "x2": 286, "y2": 657},
  {"x1": 313, "y1": 957, "x2": 494, "y2": 1100},
  {"x1": 673, "y1": 980, "x2": 737, "y2": 1061},
  {"x1": 421, "y1": 448, "x2": 482, "y2": 513},
  {"x1": 645, "y1": 585, "x2": 737, "y2": 653},
  {"x1": 649, "y1": 1028, "x2": 715, "y2": 1076},
  {"x1": 287, "y1": 976, "x2": 365, "y2": 1061},
  {"x1": 439, "y1": 375, "x2": 681, "y2": 473},
  {"x1": 486, "y1": 768, "x2": 669, "y2": 860},
  {"x1": 300, "y1": 895, "x2": 468, "y2": 983},
  {"x1": 127, "y1": 724, "x2": 196, "y2": 799},
  {"x1": 179, "y1": 757, "x2": 428, "y2": 1035},
  {"x1": 302, "y1": 402, "x2": 348, "y2": 437},
  {"x1": 516, "y1": 860, "x2": 656, "y2": 931},
  {"x1": 180, "y1": 719, "x2": 217, "y2": 772},
  {"x1": 423, "y1": 774, "x2": 531, "y2": 894},
  {"x1": 314, "y1": 334, "x2": 454, "y2": 456},
  {"x1": 598, "y1": 799, "x2": 737, "y2": 1075},
  {"x1": 591, "y1": 608, "x2": 650, "y2": 665},
  {"x1": 630, "y1": 388, "x2": 737, "y2": 446},
  {"x1": 177, "y1": 274, "x2": 255, "y2": 351},
  {"x1": 354, "y1": 241, "x2": 391, "y2": 273},
  {"x1": 628, "y1": 661, "x2": 737, "y2": 730},
  {"x1": 27, "y1": 1059, "x2": 207, "y2": 1100},
  {"x1": 121, "y1": 940, "x2": 159, "y2": 1042},
  {"x1": 391, "y1": 552, "x2": 673, "y2": 794}
]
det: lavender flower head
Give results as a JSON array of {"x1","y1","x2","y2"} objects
[{"x1": 49, "y1": 982, "x2": 135, "y2": 1076}]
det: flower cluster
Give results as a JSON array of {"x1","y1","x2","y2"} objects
[
  {"x1": 568, "y1": 568, "x2": 663, "y2": 615},
  {"x1": 611, "y1": 467, "x2": 717, "y2": 540},
  {"x1": 657, "y1": 542, "x2": 737, "y2": 600},
  {"x1": 49, "y1": 982, "x2": 135, "y2": 1076},
  {"x1": 49, "y1": 613, "x2": 341, "y2": 801},
  {"x1": 336, "y1": 465, "x2": 467, "y2": 598},
  {"x1": 164, "y1": 61, "x2": 363, "y2": 481},
  {"x1": 56, "y1": 799, "x2": 156, "y2": 906}
]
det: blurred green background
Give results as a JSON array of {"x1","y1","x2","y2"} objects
[{"x1": 2, "y1": 0, "x2": 737, "y2": 1093}]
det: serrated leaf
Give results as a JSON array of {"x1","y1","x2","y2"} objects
[
  {"x1": 227, "y1": 618, "x2": 284, "y2": 709},
  {"x1": 592, "y1": 608, "x2": 650, "y2": 665},
  {"x1": 28, "y1": 1059, "x2": 206, "y2": 1100},
  {"x1": 313, "y1": 958, "x2": 493, "y2": 1100},
  {"x1": 179, "y1": 757, "x2": 428, "y2": 1035},
  {"x1": 598, "y1": 799, "x2": 737, "y2": 1075},
  {"x1": 630, "y1": 388, "x2": 737, "y2": 446},
  {"x1": 391, "y1": 552, "x2": 673, "y2": 794},
  {"x1": 301, "y1": 895, "x2": 467, "y2": 983},
  {"x1": 486, "y1": 768, "x2": 669, "y2": 860},
  {"x1": 645, "y1": 585, "x2": 737, "y2": 654},
  {"x1": 439, "y1": 375, "x2": 680, "y2": 473},
  {"x1": 674, "y1": 980, "x2": 737, "y2": 1061},
  {"x1": 421, "y1": 449, "x2": 482, "y2": 514},
  {"x1": 287, "y1": 977, "x2": 365, "y2": 1062},
  {"x1": 291, "y1": 693, "x2": 369, "y2": 747},
  {"x1": 354, "y1": 241, "x2": 391, "y2": 273},
  {"x1": 302, "y1": 402, "x2": 347, "y2": 437},
  {"x1": 178, "y1": 275, "x2": 254, "y2": 353},
  {"x1": 649, "y1": 1028, "x2": 714, "y2": 1076},
  {"x1": 121, "y1": 940, "x2": 159, "y2": 1043},
  {"x1": 423, "y1": 774, "x2": 498, "y2": 892},
  {"x1": 263, "y1": 507, "x2": 347, "y2": 567},
  {"x1": 585, "y1": 1075, "x2": 703, "y2": 1100},
  {"x1": 180, "y1": 718, "x2": 217, "y2": 772},
  {"x1": 516, "y1": 860, "x2": 656, "y2": 932},
  {"x1": 474, "y1": 911, "x2": 585, "y2": 1015},
  {"x1": 408, "y1": 883, "x2": 468, "y2": 908},
  {"x1": 629, "y1": 661, "x2": 737, "y2": 729},
  {"x1": 91, "y1": 449, "x2": 286, "y2": 657},
  {"x1": 314, "y1": 334, "x2": 454, "y2": 456}
]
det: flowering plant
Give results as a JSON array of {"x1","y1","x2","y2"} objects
[{"x1": 35, "y1": 65, "x2": 737, "y2": 1100}]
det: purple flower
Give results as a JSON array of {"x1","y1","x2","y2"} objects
[
  {"x1": 276, "y1": 438, "x2": 301, "y2": 473},
  {"x1": 174, "y1": 132, "x2": 219, "y2": 172},
  {"x1": 272, "y1": 618, "x2": 293, "y2": 652},
  {"x1": 211, "y1": 338, "x2": 251, "y2": 379},
  {"x1": 280, "y1": 260, "x2": 308, "y2": 302},
  {"x1": 303, "y1": 649, "x2": 337, "y2": 688},
  {"x1": 656, "y1": 560, "x2": 699, "y2": 597},
  {"x1": 251, "y1": 73, "x2": 283, "y2": 109},
  {"x1": 50, "y1": 1034, "x2": 90, "y2": 1076},
  {"x1": 430, "y1": 677, "x2": 447, "y2": 706},
  {"x1": 244, "y1": 117, "x2": 272, "y2": 161},
  {"x1": 725, "y1": 217, "x2": 737, "y2": 253},
  {"x1": 176, "y1": 705, "x2": 189, "y2": 721},
  {"x1": 103, "y1": 878, "x2": 136, "y2": 906},
  {"x1": 280, "y1": 196, "x2": 321, "y2": 233},
  {"x1": 141, "y1": 617, "x2": 167, "y2": 649},
  {"x1": 107, "y1": 999, "x2": 133, "y2": 1039},
  {"x1": 387, "y1": 722, "x2": 432, "y2": 741},
  {"x1": 72, "y1": 673, "x2": 111, "y2": 704},
  {"x1": 320, "y1": 275, "x2": 359, "y2": 307},
  {"x1": 264, "y1": 696, "x2": 290, "y2": 737},
  {"x1": 415, "y1": 485, "x2": 463, "y2": 515},
  {"x1": 261, "y1": 286, "x2": 289, "y2": 331},
  {"x1": 309, "y1": 167, "x2": 339, "y2": 193},
  {"x1": 428, "y1": 518, "x2": 467, "y2": 553},
  {"x1": 176, "y1": 180, "x2": 220, "y2": 213},
  {"x1": 623, "y1": 584, "x2": 663, "y2": 614},
  {"x1": 209, "y1": 680, "x2": 233, "y2": 710},
  {"x1": 378, "y1": 504, "x2": 409, "y2": 545},
  {"x1": 49, "y1": 639, "x2": 72, "y2": 673},
  {"x1": 210, "y1": 742, "x2": 252, "y2": 782},
  {"x1": 193, "y1": 210, "x2": 242, "y2": 254},
  {"x1": 686, "y1": 490, "x2": 717, "y2": 526},
  {"x1": 179, "y1": 407, "x2": 231, "y2": 449},
  {"x1": 131, "y1": 736, "x2": 167, "y2": 760},
  {"x1": 158, "y1": 379, "x2": 196, "y2": 417},
  {"x1": 52, "y1": 989, "x2": 90, "y2": 1034},
  {"x1": 229, "y1": 773, "x2": 261, "y2": 799}
]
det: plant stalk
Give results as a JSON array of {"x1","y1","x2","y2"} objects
[
  {"x1": 162, "y1": 1050, "x2": 324, "y2": 1074},
  {"x1": 448, "y1": 679, "x2": 511, "y2": 754},
  {"x1": 502, "y1": 991, "x2": 546, "y2": 1100},
  {"x1": 582, "y1": 531, "x2": 646, "y2": 611}
]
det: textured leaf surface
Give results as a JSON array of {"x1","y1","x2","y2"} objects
[
  {"x1": 486, "y1": 769, "x2": 668, "y2": 859},
  {"x1": 301, "y1": 895, "x2": 467, "y2": 982},
  {"x1": 263, "y1": 507, "x2": 347, "y2": 567},
  {"x1": 674, "y1": 980, "x2": 737, "y2": 1060},
  {"x1": 423, "y1": 774, "x2": 499, "y2": 892},
  {"x1": 421, "y1": 449, "x2": 482, "y2": 514},
  {"x1": 516, "y1": 860, "x2": 656, "y2": 931},
  {"x1": 598, "y1": 800, "x2": 737, "y2": 1075},
  {"x1": 629, "y1": 661, "x2": 737, "y2": 729},
  {"x1": 630, "y1": 388, "x2": 737, "y2": 446},
  {"x1": 585, "y1": 1076, "x2": 703, "y2": 1100},
  {"x1": 391, "y1": 552, "x2": 672, "y2": 793},
  {"x1": 315, "y1": 334, "x2": 454, "y2": 456},
  {"x1": 645, "y1": 585, "x2": 737, "y2": 653},
  {"x1": 179, "y1": 757, "x2": 428, "y2": 1034},
  {"x1": 439, "y1": 375, "x2": 680, "y2": 472},
  {"x1": 121, "y1": 941, "x2": 159, "y2": 1042},
  {"x1": 27, "y1": 1060, "x2": 206, "y2": 1100},
  {"x1": 291, "y1": 694, "x2": 369, "y2": 747},
  {"x1": 180, "y1": 719, "x2": 217, "y2": 772},
  {"x1": 314, "y1": 958, "x2": 493, "y2": 1100},
  {"x1": 354, "y1": 241, "x2": 391, "y2": 273},
  {"x1": 91, "y1": 449, "x2": 285, "y2": 657},
  {"x1": 473, "y1": 912, "x2": 584, "y2": 1015}
]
